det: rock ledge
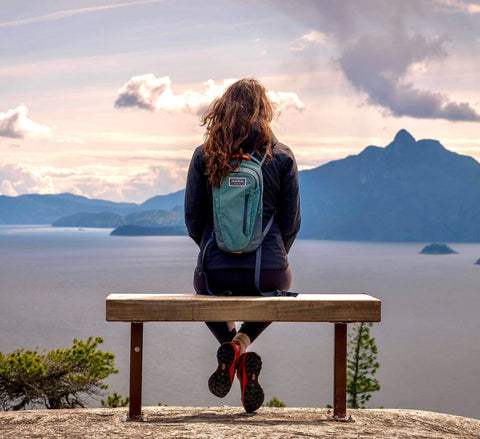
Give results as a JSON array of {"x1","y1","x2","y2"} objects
[{"x1": 1, "y1": 406, "x2": 479, "y2": 438}]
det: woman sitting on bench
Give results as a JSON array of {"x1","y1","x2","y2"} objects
[{"x1": 185, "y1": 78, "x2": 301, "y2": 413}]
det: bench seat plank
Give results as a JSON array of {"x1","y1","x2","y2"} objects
[{"x1": 106, "y1": 293, "x2": 380, "y2": 323}]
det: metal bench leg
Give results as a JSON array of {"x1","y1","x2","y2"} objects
[
  {"x1": 128, "y1": 322, "x2": 143, "y2": 421},
  {"x1": 333, "y1": 323, "x2": 348, "y2": 419}
]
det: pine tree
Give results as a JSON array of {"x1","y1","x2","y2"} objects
[
  {"x1": 346, "y1": 322, "x2": 380, "y2": 408},
  {"x1": 0, "y1": 337, "x2": 117, "y2": 410}
]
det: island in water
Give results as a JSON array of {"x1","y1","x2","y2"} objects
[
  {"x1": 110, "y1": 224, "x2": 187, "y2": 236},
  {"x1": 419, "y1": 243, "x2": 458, "y2": 255},
  {"x1": 475, "y1": 258, "x2": 480, "y2": 265}
]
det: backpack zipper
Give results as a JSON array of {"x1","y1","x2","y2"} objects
[{"x1": 243, "y1": 193, "x2": 250, "y2": 234}]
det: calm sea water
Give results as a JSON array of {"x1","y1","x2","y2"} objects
[{"x1": 1, "y1": 225, "x2": 479, "y2": 419}]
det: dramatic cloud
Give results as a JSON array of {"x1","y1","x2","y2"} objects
[
  {"x1": 339, "y1": 31, "x2": 480, "y2": 121},
  {"x1": 0, "y1": 106, "x2": 52, "y2": 139},
  {"x1": 276, "y1": 0, "x2": 480, "y2": 122},
  {"x1": 115, "y1": 75, "x2": 304, "y2": 114}
]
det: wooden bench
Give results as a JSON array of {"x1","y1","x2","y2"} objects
[{"x1": 106, "y1": 293, "x2": 381, "y2": 421}]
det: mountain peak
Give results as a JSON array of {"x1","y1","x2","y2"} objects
[{"x1": 394, "y1": 129, "x2": 415, "y2": 144}]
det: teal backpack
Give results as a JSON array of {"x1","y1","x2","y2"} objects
[
  {"x1": 213, "y1": 153, "x2": 268, "y2": 253},
  {"x1": 199, "y1": 152, "x2": 297, "y2": 297}
]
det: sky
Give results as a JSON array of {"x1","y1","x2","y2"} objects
[{"x1": 1, "y1": 0, "x2": 480, "y2": 202}]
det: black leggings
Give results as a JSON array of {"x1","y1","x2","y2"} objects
[{"x1": 194, "y1": 267, "x2": 292, "y2": 345}]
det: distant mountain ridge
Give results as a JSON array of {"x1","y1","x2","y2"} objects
[
  {"x1": 299, "y1": 129, "x2": 480, "y2": 241},
  {"x1": 2, "y1": 130, "x2": 480, "y2": 242},
  {"x1": 0, "y1": 190, "x2": 184, "y2": 225}
]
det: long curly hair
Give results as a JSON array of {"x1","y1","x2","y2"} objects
[{"x1": 201, "y1": 78, "x2": 274, "y2": 187}]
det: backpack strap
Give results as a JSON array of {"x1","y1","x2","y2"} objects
[
  {"x1": 259, "y1": 151, "x2": 268, "y2": 166},
  {"x1": 199, "y1": 218, "x2": 297, "y2": 297},
  {"x1": 198, "y1": 232, "x2": 232, "y2": 296},
  {"x1": 261, "y1": 290, "x2": 299, "y2": 297},
  {"x1": 198, "y1": 233, "x2": 215, "y2": 295},
  {"x1": 248, "y1": 149, "x2": 268, "y2": 167},
  {"x1": 254, "y1": 214, "x2": 275, "y2": 293}
]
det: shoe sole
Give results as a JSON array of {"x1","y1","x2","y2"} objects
[
  {"x1": 241, "y1": 352, "x2": 264, "y2": 413},
  {"x1": 208, "y1": 343, "x2": 237, "y2": 398}
]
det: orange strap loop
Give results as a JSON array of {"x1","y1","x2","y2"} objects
[{"x1": 231, "y1": 154, "x2": 251, "y2": 161}]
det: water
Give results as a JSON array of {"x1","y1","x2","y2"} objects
[{"x1": 0, "y1": 225, "x2": 479, "y2": 419}]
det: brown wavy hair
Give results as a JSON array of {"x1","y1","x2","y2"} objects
[{"x1": 201, "y1": 78, "x2": 274, "y2": 187}]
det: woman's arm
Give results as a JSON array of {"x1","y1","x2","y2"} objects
[{"x1": 184, "y1": 146, "x2": 209, "y2": 248}]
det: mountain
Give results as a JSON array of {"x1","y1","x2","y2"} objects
[
  {"x1": 140, "y1": 189, "x2": 185, "y2": 210},
  {"x1": 299, "y1": 129, "x2": 480, "y2": 242},
  {"x1": 3, "y1": 130, "x2": 480, "y2": 242},
  {"x1": 0, "y1": 191, "x2": 185, "y2": 225},
  {"x1": 0, "y1": 193, "x2": 136, "y2": 225},
  {"x1": 52, "y1": 208, "x2": 184, "y2": 228}
]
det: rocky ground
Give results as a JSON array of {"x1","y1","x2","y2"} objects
[{"x1": 1, "y1": 406, "x2": 480, "y2": 438}]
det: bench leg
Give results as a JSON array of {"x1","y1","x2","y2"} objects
[
  {"x1": 128, "y1": 322, "x2": 144, "y2": 421},
  {"x1": 333, "y1": 323, "x2": 347, "y2": 419}
]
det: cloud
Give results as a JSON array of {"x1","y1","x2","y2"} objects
[
  {"x1": 0, "y1": 179, "x2": 17, "y2": 196},
  {"x1": 435, "y1": 0, "x2": 480, "y2": 14},
  {"x1": 0, "y1": 106, "x2": 52, "y2": 139},
  {"x1": 0, "y1": 164, "x2": 55, "y2": 196},
  {"x1": 114, "y1": 75, "x2": 238, "y2": 114},
  {"x1": 115, "y1": 75, "x2": 304, "y2": 114},
  {"x1": 289, "y1": 30, "x2": 336, "y2": 51},
  {"x1": 0, "y1": 106, "x2": 84, "y2": 143},
  {"x1": 0, "y1": 161, "x2": 189, "y2": 203},
  {"x1": 338, "y1": 31, "x2": 480, "y2": 121},
  {"x1": 114, "y1": 74, "x2": 171, "y2": 111},
  {"x1": 273, "y1": 0, "x2": 480, "y2": 122},
  {"x1": 271, "y1": 0, "x2": 425, "y2": 41},
  {"x1": 267, "y1": 91, "x2": 304, "y2": 112}
]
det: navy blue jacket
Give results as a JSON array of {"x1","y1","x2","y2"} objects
[{"x1": 184, "y1": 135, "x2": 301, "y2": 270}]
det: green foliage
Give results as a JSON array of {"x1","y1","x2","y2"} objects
[
  {"x1": 101, "y1": 392, "x2": 129, "y2": 408},
  {"x1": 265, "y1": 397, "x2": 287, "y2": 407},
  {"x1": 0, "y1": 337, "x2": 118, "y2": 411},
  {"x1": 346, "y1": 322, "x2": 380, "y2": 409}
]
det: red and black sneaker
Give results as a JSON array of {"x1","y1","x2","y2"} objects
[
  {"x1": 237, "y1": 352, "x2": 264, "y2": 413},
  {"x1": 208, "y1": 342, "x2": 241, "y2": 398}
]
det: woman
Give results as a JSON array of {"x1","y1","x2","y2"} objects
[{"x1": 185, "y1": 78, "x2": 300, "y2": 413}]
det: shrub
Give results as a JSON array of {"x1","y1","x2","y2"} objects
[
  {"x1": 265, "y1": 397, "x2": 287, "y2": 407},
  {"x1": 101, "y1": 392, "x2": 129, "y2": 408},
  {"x1": 0, "y1": 337, "x2": 117, "y2": 410}
]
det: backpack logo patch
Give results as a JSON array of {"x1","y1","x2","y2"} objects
[{"x1": 229, "y1": 177, "x2": 246, "y2": 187}]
